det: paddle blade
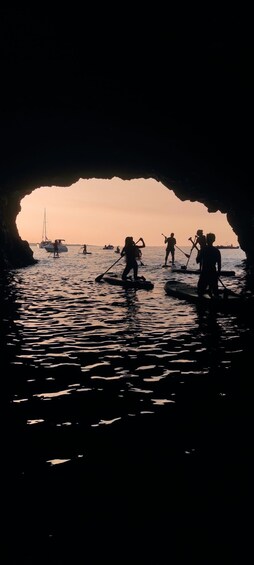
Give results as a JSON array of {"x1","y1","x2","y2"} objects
[{"x1": 95, "y1": 274, "x2": 104, "y2": 282}]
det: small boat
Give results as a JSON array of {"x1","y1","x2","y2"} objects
[
  {"x1": 44, "y1": 239, "x2": 68, "y2": 253},
  {"x1": 215, "y1": 245, "x2": 240, "y2": 249},
  {"x1": 101, "y1": 275, "x2": 154, "y2": 290},
  {"x1": 164, "y1": 280, "x2": 252, "y2": 312},
  {"x1": 103, "y1": 244, "x2": 114, "y2": 250},
  {"x1": 171, "y1": 267, "x2": 235, "y2": 276},
  {"x1": 37, "y1": 209, "x2": 52, "y2": 249}
]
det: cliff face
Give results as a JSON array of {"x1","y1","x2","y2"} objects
[{"x1": 0, "y1": 12, "x2": 253, "y2": 269}]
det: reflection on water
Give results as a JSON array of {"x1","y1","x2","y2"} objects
[
  {"x1": 3, "y1": 245, "x2": 253, "y2": 563},
  {"x1": 3, "y1": 245, "x2": 252, "y2": 463}
]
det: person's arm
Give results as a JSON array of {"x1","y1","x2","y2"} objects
[{"x1": 137, "y1": 238, "x2": 145, "y2": 248}]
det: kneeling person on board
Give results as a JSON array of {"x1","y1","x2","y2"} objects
[
  {"x1": 196, "y1": 233, "x2": 221, "y2": 297},
  {"x1": 121, "y1": 237, "x2": 145, "y2": 280}
]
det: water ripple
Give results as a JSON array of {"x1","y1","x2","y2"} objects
[{"x1": 3, "y1": 244, "x2": 252, "y2": 470}]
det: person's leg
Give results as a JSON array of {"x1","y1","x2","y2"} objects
[
  {"x1": 197, "y1": 274, "x2": 207, "y2": 296},
  {"x1": 122, "y1": 266, "x2": 128, "y2": 279},
  {"x1": 133, "y1": 260, "x2": 138, "y2": 280},
  {"x1": 165, "y1": 249, "x2": 169, "y2": 265},
  {"x1": 210, "y1": 274, "x2": 219, "y2": 297},
  {"x1": 171, "y1": 249, "x2": 175, "y2": 264},
  {"x1": 122, "y1": 262, "x2": 132, "y2": 279}
]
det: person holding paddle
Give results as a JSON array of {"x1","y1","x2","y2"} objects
[
  {"x1": 196, "y1": 232, "x2": 221, "y2": 297},
  {"x1": 196, "y1": 229, "x2": 206, "y2": 249},
  {"x1": 195, "y1": 229, "x2": 207, "y2": 263},
  {"x1": 164, "y1": 233, "x2": 176, "y2": 266},
  {"x1": 121, "y1": 236, "x2": 145, "y2": 280}
]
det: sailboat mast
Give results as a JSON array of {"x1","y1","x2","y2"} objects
[{"x1": 42, "y1": 209, "x2": 47, "y2": 241}]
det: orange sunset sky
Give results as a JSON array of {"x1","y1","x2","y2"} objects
[{"x1": 17, "y1": 178, "x2": 238, "y2": 247}]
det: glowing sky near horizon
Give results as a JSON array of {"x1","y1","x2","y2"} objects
[{"x1": 17, "y1": 178, "x2": 238, "y2": 247}]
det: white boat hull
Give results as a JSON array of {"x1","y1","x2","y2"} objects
[{"x1": 44, "y1": 243, "x2": 68, "y2": 252}]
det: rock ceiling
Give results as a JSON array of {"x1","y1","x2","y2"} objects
[{"x1": 0, "y1": 11, "x2": 253, "y2": 268}]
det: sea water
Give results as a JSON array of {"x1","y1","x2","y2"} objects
[{"x1": 3, "y1": 244, "x2": 252, "y2": 563}]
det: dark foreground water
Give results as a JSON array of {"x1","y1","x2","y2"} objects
[{"x1": 3, "y1": 245, "x2": 253, "y2": 563}]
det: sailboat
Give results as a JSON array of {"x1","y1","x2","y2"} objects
[{"x1": 37, "y1": 209, "x2": 52, "y2": 248}]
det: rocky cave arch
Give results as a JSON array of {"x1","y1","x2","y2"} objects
[
  {"x1": 0, "y1": 13, "x2": 253, "y2": 271},
  {"x1": 0, "y1": 157, "x2": 253, "y2": 272}
]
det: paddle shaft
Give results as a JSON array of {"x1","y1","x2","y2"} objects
[
  {"x1": 188, "y1": 237, "x2": 199, "y2": 252},
  {"x1": 95, "y1": 239, "x2": 142, "y2": 282},
  {"x1": 95, "y1": 255, "x2": 123, "y2": 282},
  {"x1": 218, "y1": 277, "x2": 238, "y2": 295},
  {"x1": 183, "y1": 236, "x2": 198, "y2": 269}
]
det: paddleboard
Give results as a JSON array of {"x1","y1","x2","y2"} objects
[
  {"x1": 164, "y1": 280, "x2": 248, "y2": 311},
  {"x1": 102, "y1": 275, "x2": 154, "y2": 290},
  {"x1": 171, "y1": 268, "x2": 235, "y2": 276}
]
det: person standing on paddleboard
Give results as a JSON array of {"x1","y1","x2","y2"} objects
[
  {"x1": 121, "y1": 236, "x2": 145, "y2": 280},
  {"x1": 196, "y1": 232, "x2": 221, "y2": 297},
  {"x1": 164, "y1": 233, "x2": 176, "y2": 266},
  {"x1": 53, "y1": 239, "x2": 59, "y2": 257},
  {"x1": 195, "y1": 229, "x2": 207, "y2": 263}
]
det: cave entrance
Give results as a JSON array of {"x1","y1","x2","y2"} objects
[{"x1": 17, "y1": 178, "x2": 238, "y2": 248}]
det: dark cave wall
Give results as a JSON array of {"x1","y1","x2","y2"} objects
[
  {"x1": 0, "y1": 98, "x2": 254, "y2": 270},
  {"x1": 0, "y1": 191, "x2": 35, "y2": 269},
  {"x1": 0, "y1": 10, "x2": 253, "y2": 270},
  {"x1": 0, "y1": 128, "x2": 253, "y2": 270}
]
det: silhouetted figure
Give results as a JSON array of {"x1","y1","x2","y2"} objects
[
  {"x1": 53, "y1": 239, "x2": 59, "y2": 257},
  {"x1": 115, "y1": 246, "x2": 120, "y2": 254},
  {"x1": 186, "y1": 229, "x2": 206, "y2": 269},
  {"x1": 135, "y1": 246, "x2": 144, "y2": 265},
  {"x1": 164, "y1": 233, "x2": 176, "y2": 265},
  {"x1": 195, "y1": 229, "x2": 207, "y2": 264},
  {"x1": 197, "y1": 233, "x2": 221, "y2": 297},
  {"x1": 121, "y1": 236, "x2": 145, "y2": 280},
  {"x1": 196, "y1": 229, "x2": 206, "y2": 250},
  {"x1": 82, "y1": 244, "x2": 87, "y2": 254}
]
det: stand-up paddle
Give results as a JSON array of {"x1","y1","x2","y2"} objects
[
  {"x1": 161, "y1": 234, "x2": 190, "y2": 258},
  {"x1": 182, "y1": 235, "x2": 198, "y2": 270},
  {"x1": 95, "y1": 239, "x2": 142, "y2": 282},
  {"x1": 218, "y1": 277, "x2": 238, "y2": 296},
  {"x1": 95, "y1": 255, "x2": 123, "y2": 282},
  {"x1": 175, "y1": 245, "x2": 190, "y2": 258}
]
